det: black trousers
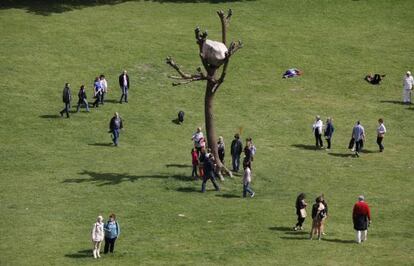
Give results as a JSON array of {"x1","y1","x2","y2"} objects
[
  {"x1": 104, "y1": 237, "x2": 117, "y2": 253},
  {"x1": 314, "y1": 131, "x2": 323, "y2": 147},
  {"x1": 296, "y1": 215, "x2": 305, "y2": 227},
  {"x1": 377, "y1": 136, "x2": 384, "y2": 151},
  {"x1": 355, "y1": 140, "x2": 363, "y2": 152},
  {"x1": 325, "y1": 137, "x2": 331, "y2": 149},
  {"x1": 60, "y1": 102, "x2": 70, "y2": 117}
]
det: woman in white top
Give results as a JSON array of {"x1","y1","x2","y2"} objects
[
  {"x1": 312, "y1": 115, "x2": 324, "y2": 148},
  {"x1": 99, "y1": 74, "x2": 108, "y2": 105},
  {"x1": 376, "y1": 118, "x2": 387, "y2": 152},
  {"x1": 91, "y1": 215, "x2": 104, "y2": 259}
]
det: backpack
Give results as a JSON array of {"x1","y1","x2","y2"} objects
[{"x1": 178, "y1": 111, "x2": 184, "y2": 123}]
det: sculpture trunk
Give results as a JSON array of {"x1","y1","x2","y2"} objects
[{"x1": 204, "y1": 80, "x2": 222, "y2": 169}]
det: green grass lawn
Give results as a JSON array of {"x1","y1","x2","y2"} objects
[{"x1": 0, "y1": 0, "x2": 413, "y2": 265}]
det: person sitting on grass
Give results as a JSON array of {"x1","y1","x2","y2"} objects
[
  {"x1": 282, "y1": 68, "x2": 303, "y2": 79},
  {"x1": 364, "y1": 73, "x2": 385, "y2": 85}
]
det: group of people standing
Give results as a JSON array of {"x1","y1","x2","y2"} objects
[
  {"x1": 58, "y1": 70, "x2": 130, "y2": 118},
  {"x1": 190, "y1": 128, "x2": 256, "y2": 197},
  {"x1": 91, "y1": 214, "x2": 121, "y2": 259},
  {"x1": 294, "y1": 193, "x2": 371, "y2": 244},
  {"x1": 312, "y1": 116, "x2": 387, "y2": 156}
]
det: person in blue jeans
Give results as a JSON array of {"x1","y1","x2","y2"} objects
[
  {"x1": 104, "y1": 213, "x2": 120, "y2": 254},
  {"x1": 230, "y1": 134, "x2": 243, "y2": 172},
  {"x1": 242, "y1": 163, "x2": 255, "y2": 198},
  {"x1": 118, "y1": 70, "x2": 130, "y2": 104},
  {"x1": 109, "y1": 112, "x2": 123, "y2": 146},
  {"x1": 201, "y1": 155, "x2": 220, "y2": 193},
  {"x1": 76, "y1": 85, "x2": 89, "y2": 112}
]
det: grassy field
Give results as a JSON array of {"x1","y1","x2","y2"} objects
[{"x1": 0, "y1": 0, "x2": 413, "y2": 265}]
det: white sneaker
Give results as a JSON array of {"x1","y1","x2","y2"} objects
[{"x1": 250, "y1": 192, "x2": 255, "y2": 198}]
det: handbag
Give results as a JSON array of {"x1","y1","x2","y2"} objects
[{"x1": 300, "y1": 208, "x2": 307, "y2": 218}]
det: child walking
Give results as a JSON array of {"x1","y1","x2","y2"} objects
[
  {"x1": 242, "y1": 163, "x2": 255, "y2": 198},
  {"x1": 191, "y1": 148, "x2": 199, "y2": 179}
]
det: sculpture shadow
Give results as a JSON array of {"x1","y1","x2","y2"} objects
[
  {"x1": 64, "y1": 249, "x2": 91, "y2": 259},
  {"x1": 63, "y1": 170, "x2": 192, "y2": 186},
  {"x1": 166, "y1": 164, "x2": 191, "y2": 168},
  {"x1": 0, "y1": 0, "x2": 255, "y2": 16},
  {"x1": 39, "y1": 114, "x2": 61, "y2": 119},
  {"x1": 291, "y1": 144, "x2": 318, "y2": 150},
  {"x1": 380, "y1": 100, "x2": 406, "y2": 105}
]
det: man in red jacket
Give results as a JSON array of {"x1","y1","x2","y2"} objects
[{"x1": 352, "y1": 195, "x2": 371, "y2": 243}]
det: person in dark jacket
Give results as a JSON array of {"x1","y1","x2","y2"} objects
[
  {"x1": 324, "y1": 118, "x2": 334, "y2": 149},
  {"x1": 92, "y1": 77, "x2": 103, "y2": 108},
  {"x1": 76, "y1": 85, "x2": 89, "y2": 112},
  {"x1": 109, "y1": 112, "x2": 123, "y2": 146},
  {"x1": 59, "y1": 83, "x2": 71, "y2": 118},
  {"x1": 201, "y1": 154, "x2": 220, "y2": 193},
  {"x1": 294, "y1": 193, "x2": 308, "y2": 231},
  {"x1": 103, "y1": 213, "x2": 120, "y2": 254},
  {"x1": 230, "y1": 134, "x2": 243, "y2": 172},
  {"x1": 310, "y1": 196, "x2": 326, "y2": 240},
  {"x1": 118, "y1": 70, "x2": 130, "y2": 104}
]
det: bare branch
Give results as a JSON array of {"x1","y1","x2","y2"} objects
[
  {"x1": 166, "y1": 56, "x2": 207, "y2": 87},
  {"x1": 217, "y1": 9, "x2": 232, "y2": 45},
  {"x1": 228, "y1": 40, "x2": 243, "y2": 56}
]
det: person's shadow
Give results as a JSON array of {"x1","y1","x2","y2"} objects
[
  {"x1": 64, "y1": 249, "x2": 91, "y2": 258},
  {"x1": 291, "y1": 144, "x2": 318, "y2": 150}
]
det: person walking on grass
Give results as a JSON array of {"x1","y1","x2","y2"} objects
[
  {"x1": 352, "y1": 121, "x2": 365, "y2": 157},
  {"x1": 119, "y1": 70, "x2": 130, "y2": 103},
  {"x1": 402, "y1": 71, "x2": 413, "y2": 104},
  {"x1": 76, "y1": 85, "x2": 89, "y2": 112},
  {"x1": 109, "y1": 112, "x2": 123, "y2": 146},
  {"x1": 91, "y1": 215, "x2": 104, "y2": 259},
  {"x1": 242, "y1": 162, "x2": 255, "y2": 198},
  {"x1": 310, "y1": 196, "x2": 326, "y2": 240},
  {"x1": 324, "y1": 117, "x2": 334, "y2": 150},
  {"x1": 217, "y1": 136, "x2": 225, "y2": 165},
  {"x1": 92, "y1": 77, "x2": 103, "y2": 108},
  {"x1": 230, "y1": 134, "x2": 243, "y2": 172},
  {"x1": 294, "y1": 193, "x2": 307, "y2": 231},
  {"x1": 320, "y1": 195, "x2": 329, "y2": 235},
  {"x1": 201, "y1": 154, "x2": 220, "y2": 193},
  {"x1": 191, "y1": 147, "x2": 199, "y2": 179},
  {"x1": 353, "y1": 195, "x2": 371, "y2": 244},
  {"x1": 59, "y1": 83, "x2": 71, "y2": 118},
  {"x1": 376, "y1": 118, "x2": 387, "y2": 152},
  {"x1": 104, "y1": 213, "x2": 120, "y2": 254},
  {"x1": 99, "y1": 74, "x2": 108, "y2": 105},
  {"x1": 312, "y1": 115, "x2": 324, "y2": 149}
]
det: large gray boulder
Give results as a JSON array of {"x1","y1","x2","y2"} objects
[{"x1": 202, "y1": 40, "x2": 228, "y2": 66}]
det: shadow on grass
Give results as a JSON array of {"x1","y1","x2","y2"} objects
[
  {"x1": 322, "y1": 238, "x2": 355, "y2": 244},
  {"x1": 171, "y1": 118, "x2": 181, "y2": 125},
  {"x1": 380, "y1": 100, "x2": 407, "y2": 105},
  {"x1": 216, "y1": 193, "x2": 241, "y2": 198},
  {"x1": 176, "y1": 187, "x2": 199, "y2": 193},
  {"x1": 280, "y1": 236, "x2": 308, "y2": 240},
  {"x1": 104, "y1": 99, "x2": 121, "y2": 104},
  {"x1": 166, "y1": 164, "x2": 191, "y2": 168},
  {"x1": 0, "y1": 0, "x2": 254, "y2": 16},
  {"x1": 88, "y1": 142, "x2": 113, "y2": 147},
  {"x1": 268, "y1": 226, "x2": 292, "y2": 232},
  {"x1": 63, "y1": 170, "x2": 192, "y2": 186},
  {"x1": 328, "y1": 152, "x2": 353, "y2": 158},
  {"x1": 39, "y1": 114, "x2": 61, "y2": 119},
  {"x1": 284, "y1": 231, "x2": 308, "y2": 235},
  {"x1": 361, "y1": 149, "x2": 376, "y2": 154},
  {"x1": 291, "y1": 144, "x2": 317, "y2": 150},
  {"x1": 65, "y1": 249, "x2": 91, "y2": 259}
]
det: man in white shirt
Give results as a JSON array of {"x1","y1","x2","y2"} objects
[
  {"x1": 99, "y1": 74, "x2": 108, "y2": 105},
  {"x1": 312, "y1": 115, "x2": 324, "y2": 148},
  {"x1": 403, "y1": 71, "x2": 413, "y2": 104},
  {"x1": 191, "y1": 127, "x2": 205, "y2": 154}
]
